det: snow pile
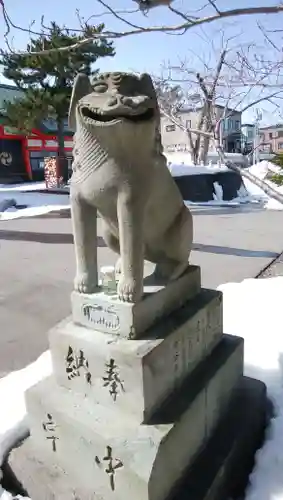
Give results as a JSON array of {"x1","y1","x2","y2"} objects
[
  {"x1": 212, "y1": 181, "x2": 224, "y2": 201},
  {"x1": 168, "y1": 162, "x2": 230, "y2": 177},
  {"x1": 168, "y1": 159, "x2": 283, "y2": 210},
  {"x1": 218, "y1": 277, "x2": 283, "y2": 500},
  {"x1": 0, "y1": 183, "x2": 70, "y2": 221},
  {"x1": 243, "y1": 161, "x2": 283, "y2": 210},
  {"x1": 1, "y1": 278, "x2": 283, "y2": 497},
  {"x1": 0, "y1": 351, "x2": 52, "y2": 499},
  {"x1": 265, "y1": 185, "x2": 283, "y2": 211},
  {"x1": 0, "y1": 183, "x2": 46, "y2": 193}
]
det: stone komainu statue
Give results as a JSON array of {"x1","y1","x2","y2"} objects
[{"x1": 68, "y1": 71, "x2": 193, "y2": 303}]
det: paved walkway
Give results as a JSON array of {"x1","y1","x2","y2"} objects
[{"x1": 0, "y1": 206, "x2": 283, "y2": 376}]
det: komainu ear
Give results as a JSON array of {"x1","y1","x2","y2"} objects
[
  {"x1": 139, "y1": 73, "x2": 156, "y2": 99},
  {"x1": 69, "y1": 73, "x2": 92, "y2": 130}
]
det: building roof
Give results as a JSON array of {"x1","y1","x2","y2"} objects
[
  {"x1": 177, "y1": 103, "x2": 241, "y2": 114},
  {"x1": 260, "y1": 123, "x2": 283, "y2": 130}
]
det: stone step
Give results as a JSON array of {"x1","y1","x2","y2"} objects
[
  {"x1": 25, "y1": 335, "x2": 243, "y2": 500},
  {"x1": 6, "y1": 376, "x2": 267, "y2": 500},
  {"x1": 71, "y1": 265, "x2": 201, "y2": 338},
  {"x1": 50, "y1": 289, "x2": 223, "y2": 422}
]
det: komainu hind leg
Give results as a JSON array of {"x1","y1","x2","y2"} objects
[
  {"x1": 153, "y1": 205, "x2": 193, "y2": 281},
  {"x1": 101, "y1": 224, "x2": 122, "y2": 279}
]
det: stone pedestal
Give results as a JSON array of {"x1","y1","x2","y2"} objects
[
  {"x1": 71, "y1": 265, "x2": 201, "y2": 338},
  {"x1": 5, "y1": 265, "x2": 267, "y2": 500},
  {"x1": 49, "y1": 289, "x2": 222, "y2": 421}
]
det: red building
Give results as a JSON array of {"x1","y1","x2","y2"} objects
[{"x1": 0, "y1": 84, "x2": 74, "y2": 182}]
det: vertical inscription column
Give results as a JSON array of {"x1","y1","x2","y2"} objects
[{"x1": 171, "y1": 308, "x2": 207, "y2": 387}]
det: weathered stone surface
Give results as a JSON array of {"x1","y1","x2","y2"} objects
[
  {"x1": 51, "y1": 289, "x2": 222, "y2": 422},
  {"x1": 5, "y1": 377, "x2": 267, "y2": 500},
  {"x1": 172, "y1": 376, "x2": 268, "y2": 500},
  {"x1": 69, "y1": 72, "x2": 193, "y2": 303},
  {"x1": 22, "y1": 336, "x2": 243, "y2": 500},
  {"x1": 71, "y1": 265, "x2": 201, "y2": 338}
]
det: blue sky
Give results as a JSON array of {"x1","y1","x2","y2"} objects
[{"x1": 1, "y1": 0, "x2": 283, "y2": 123}]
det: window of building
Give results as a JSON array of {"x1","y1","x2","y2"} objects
[
  {"x1": 277, "y1": 143, "x2": 283, "y2": 150},
  {"x1": 278, "y1": 130, "x2": 283, "y2": 137},
  {"x1": 235, "y1": 120, "x2": 240, "y2": 130},
  {"x1": 165, "y1": 124, "x2": 176, "y2": 132},
  {"x1": 269, "y1": 132, "x2": 273, "y2": 139},
  {"x1": 186, "y1": 120, "x2": 191, "y2": 129}
]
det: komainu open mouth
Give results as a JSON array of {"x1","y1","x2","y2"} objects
[{"x1": 81, "y1": 106, "x2": 155, "y2": 123}]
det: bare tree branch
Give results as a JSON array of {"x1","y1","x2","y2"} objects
[
  {"x1": 95, "y1": 0, "x2": 143, "y2": 30},
  {"x1": 208, "y1": 0, "x2": 221, "y2": 15},
  {"x1": 2, "y1": 2, "x2": 283, "y2": 55},
  {"x1": 155, "y1": 29, "x2": 283, "y2": 170}
]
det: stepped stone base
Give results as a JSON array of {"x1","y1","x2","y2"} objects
[
  {"x1": 5, "y1": 377, "x2": 267, "y2": 500},
  {"x1": 71, "y1": 265, "x2": 201, "y2": 338},
  {"x1": 50, "y1": 289, "x2": 223, "y2": 422},
  {"x1": 7, "y1": 336, "x2": 243, "y2": 500}
]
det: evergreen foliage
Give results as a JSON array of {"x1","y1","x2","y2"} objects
[{"x1": 0, "y1": 21, "x2": 115, "y2": 179}]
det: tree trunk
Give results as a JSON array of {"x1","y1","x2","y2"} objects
[
  {"x1": 198, "y1": 129, "x2": 210, "y2": 164},
  {"x1": 57, "y1": 116, "x2": 68, "y2": 185},
  {"x1": 216, "y1": 146, "x2": 283, "y2": 205}
]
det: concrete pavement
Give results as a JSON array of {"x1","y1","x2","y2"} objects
[{"x1": 0, "y1": 206, "x2": 283, "y2": 375}]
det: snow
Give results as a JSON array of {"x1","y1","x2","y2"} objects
[
  {"x1": 1, "y1": 160, "x2": 283, "y2": 218},
  {"x1": 265, "y1": 185, "x2": 283, "y2": 211},
  {"x1": 212, "y1": 181, "x2": 224, "y2": 201},
  {"x1": 242, "y1": 161, "x2": 283, "y2": 211},
  {"x1": 0, "y1": 183, "x2": 70, "y2": 221},
  {"x1": 0, "y1": 183, "x2": 46, "y2": 193},
  {"x1": 168, "y1": 162, "x2": 230, "y2": 177},
  {"x1": 0, "y1": 351, "x2": 52, "y2": 499},
  {"x1": 173, "y1": 159, "x2": 283, "y2": 209},
  {"x1": 185, "y1": 179, "x2": 260, "y2": 208},
  {"x1": 1, "y1": 277, "x2": 283, "y2": 498},
  {"x1": 218, "y1": 277, "x2": 283, "y2": 500}
]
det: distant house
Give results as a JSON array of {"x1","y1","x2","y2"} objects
[
  {"x1": 160, "y1": 105, "x2": 242, "y2": 154},
  {"x1": 0, "y1": 83, "x2": 74, "y2": 182},
  {"x1": 259, "y1": 124, "x2": 283, "y2": 154}
]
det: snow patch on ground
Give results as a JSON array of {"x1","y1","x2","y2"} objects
[
  {"x1": 1, "y1": 278, "x2": 283, "y2": 498},
  {"x1": 264, "y1": 185, "x2": 283, "y2": 211},
  {"x1": 0, "y1": 183, "x2": 46, "y2": 193},
  {"x1": 0, "y1": 183, "x2": 70, "y2": 221},
  {"x1": 218, "y1": 277, "x2": 283, "y2": 500},
  {"x1": 1, "y1": 160, "x2": 283, "y2": 219},
  {"x1": 242, "y1": 161, "x2": 283, "y2": 211},
  {"x1": 0, "y1": 351, "x2": 52, "y2": 499}
]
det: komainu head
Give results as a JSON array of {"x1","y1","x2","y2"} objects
[{"x1": 69, "y1": 71, "x2": 158, "y2": 130}]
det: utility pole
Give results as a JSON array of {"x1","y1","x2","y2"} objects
[{"x1": 253, "y1": 109, "x2": 262, "y2": 165}]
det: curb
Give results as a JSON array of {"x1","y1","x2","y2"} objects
[{"x1": 256, "y1": 251, "x2": 283, "y2": 278}]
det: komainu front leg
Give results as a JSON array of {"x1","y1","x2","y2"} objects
[
  {"x1": 70, "y1": 192, "x2": 98, "y2": 293},
  {"x1": 117, "y1": 190, "x2": 144, "y2": 303}
]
